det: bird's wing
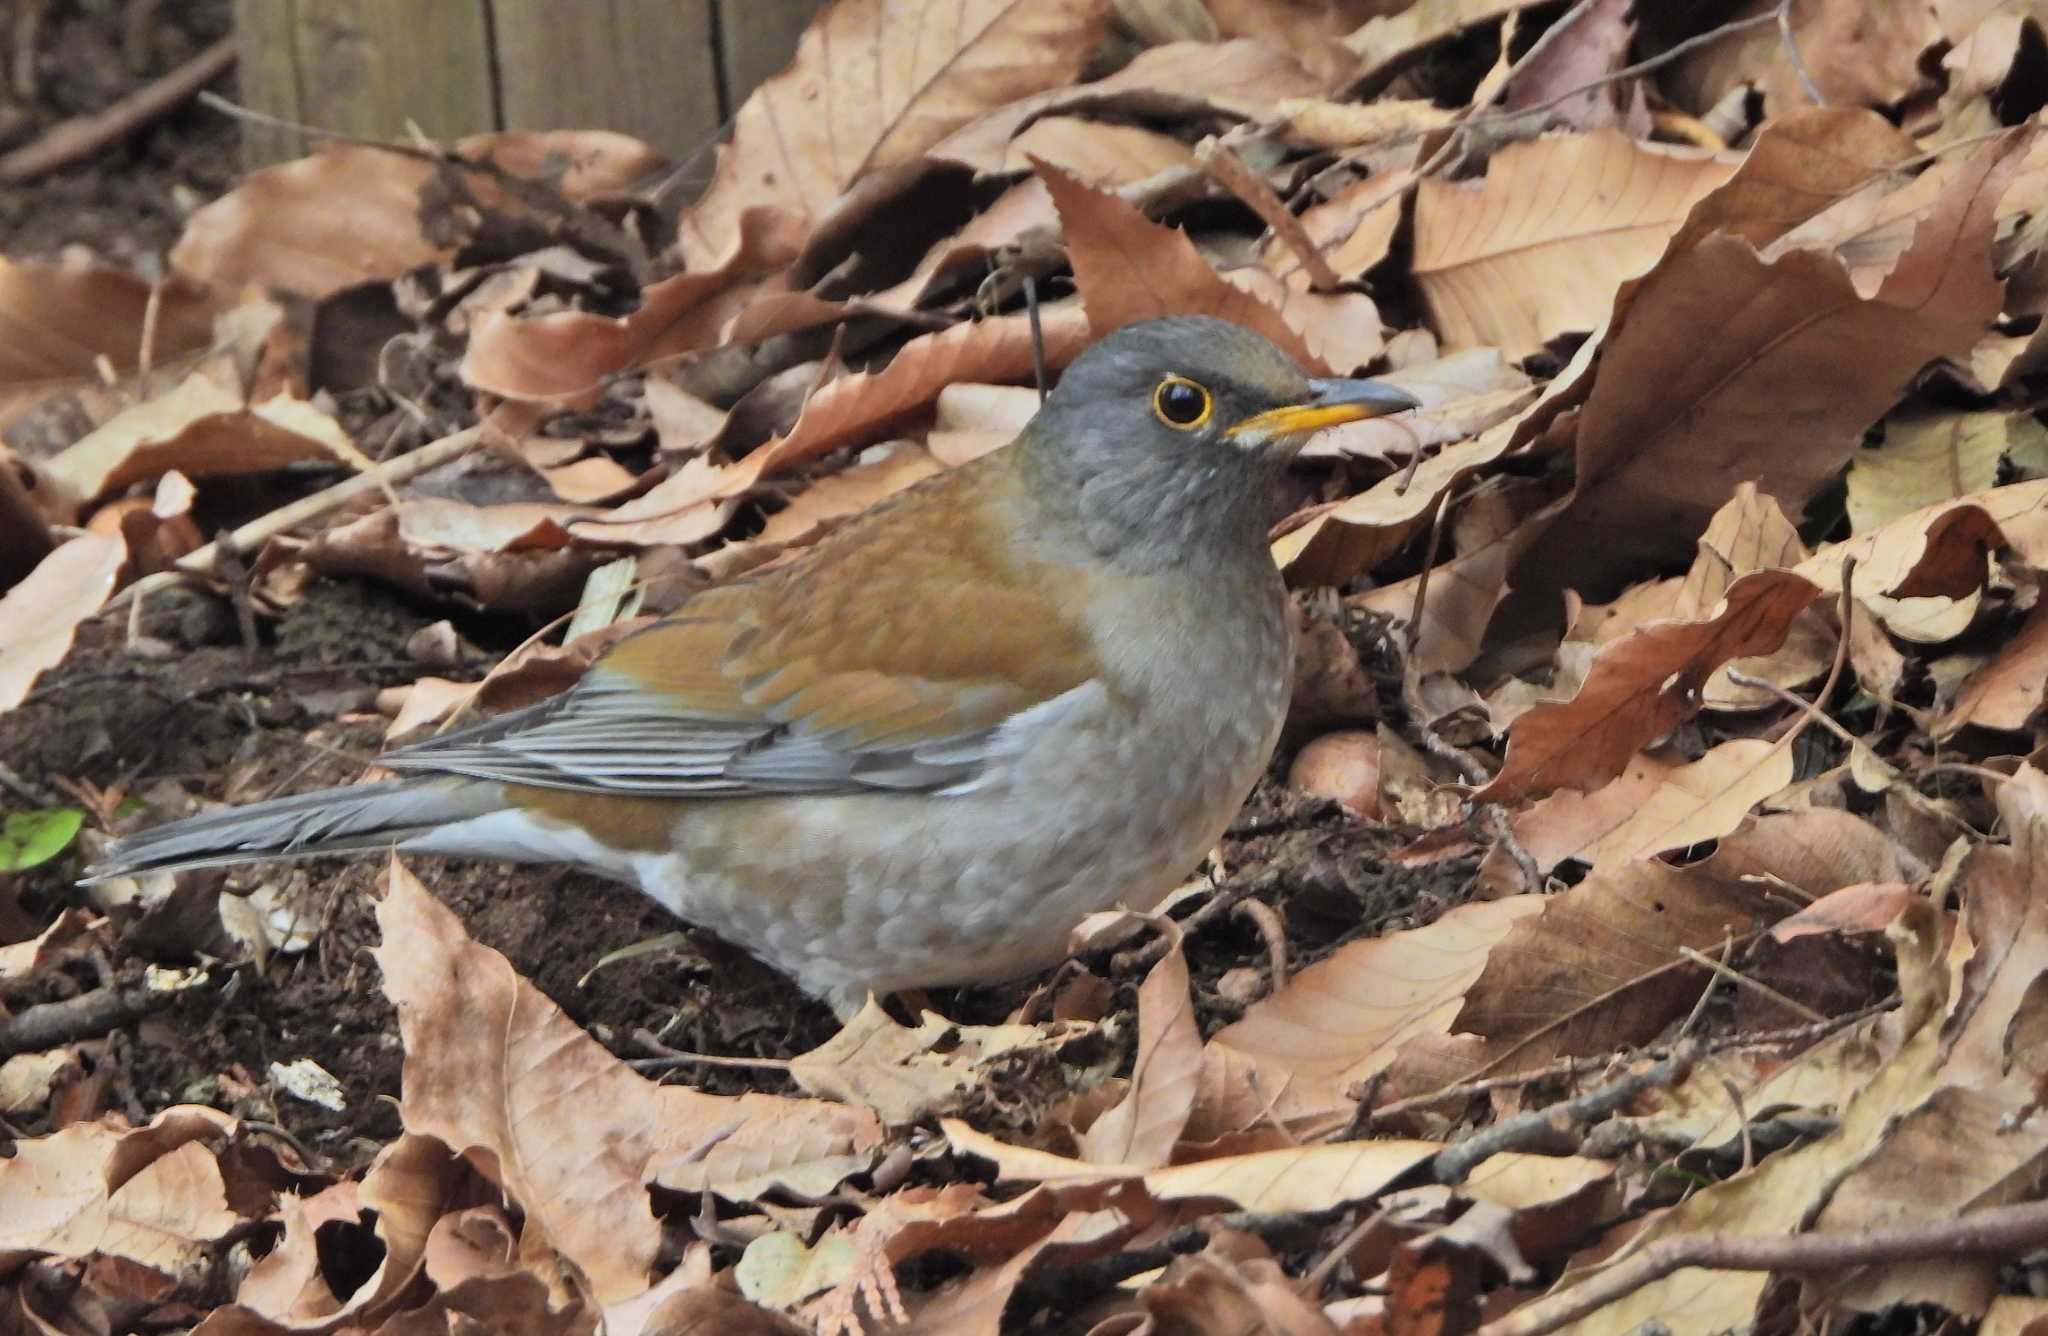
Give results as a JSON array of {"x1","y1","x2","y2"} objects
[{"x1": 378, "y1": 463, "x2": 1104, "y2": 797}]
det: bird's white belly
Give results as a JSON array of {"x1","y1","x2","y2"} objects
[{"x1": 634, "y1": 617, "x2": 1290, "y2": 1010}]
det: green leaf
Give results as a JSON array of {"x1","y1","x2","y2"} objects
[{"x1": 0, "y1": 808, "x2": 86, "y2": 871}]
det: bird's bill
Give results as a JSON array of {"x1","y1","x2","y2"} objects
[{"x1": 1224, "y1": 377, "x2": 1422, "y2": 441}]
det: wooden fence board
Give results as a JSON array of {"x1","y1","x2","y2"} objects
[
  {"x1": 235, "y1": 0, "x2": 822, "y2": 168},
  {"x1": 491, "y1": 0, "x2": 723, "y2": 155}
]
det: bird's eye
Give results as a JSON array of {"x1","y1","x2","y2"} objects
[{"x1": 1153, "y1": 375, "x2": 1213, "y2": 430}]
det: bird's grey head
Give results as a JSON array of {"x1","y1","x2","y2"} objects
[{"x1": 1019, "y1": 315, "x2": 1417, "y2": 569}]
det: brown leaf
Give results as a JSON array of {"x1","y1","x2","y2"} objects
[
  {"x1": 1203, "y1": 0, "x2": 1384, "y2": 85},
  {"x1": 1847, "y1": 409, "x2": 2012, "y2": 534},
  {"x1": 946, "y1": 1119, "x2": 1442, "y2": 1210},
  {"x1": 44, "y1": 373, "x2": 362, "y2": 502},
  {"x1": 1271, "y1": 422, "x2": 1523, "y2": 585},
  {"x1": 172, "y1": 132, "x2": 666, "y2": 300},
  {"x1": 373, "y1": 856, "x2": 881, "y2": 1304},
  {"x1": 930, "y1": 39, "x2": 1323, "y2": 173},
  {"x1": 0, "y1": 1107, "x2": 242, "y2": 1275},
  {"x1": 1667, "y1": 0, "x2": 1942, "y2": 117},
  {"x1": 712, "y1": 306, "x2": 1090, "y2": 498},
  {"x1": 0, "y1": 258, "x2": 215, "y2": 431},
  {"x1": 0, "y1": 535, "x2": 125, "y2": 713},
  {"x1": 1420, "y1": 811, "x2": 1902, "y2": 1085},
  {"x1": 1078, "y1": 938, "x2": 1200, "y2": 1168},
  {"x1": 461, "y1": 209, "x2": 809, "y2": 409},
  {"x1": 1940, "y1": 603, "x2": 2048, "y2": 736},
  {"x1": 1501, "y1": 0, "x2": 1645, "y2": 133},
  {"x1": 1187, "y1": 898, "x2": 1546, "y2": 1141},
  {"x1": 1667, "y1": 107, "x2": 1918, "y2": 254},
  {"x1": 1413, "y1": 132, "x2": 1735, "y2": 359},
  {"x1": 1515, "y1": 126, "x2": 2023, "y2": 602},
  {"x1": 1573, "y1": 738, "x2": 1796, "y2": 864},
  {"x1": 1038, "y1": 158, "x2": 1325, "y2": 368},
  {"x1": 1345, "y1": 1, "x2": 1544, "y2": 89},
  {"x1": 1474, "y1": 569, "x2": 1818, "y2": 803},
  {"x1": 679, "y1": 0, "x2": 1110, "y2": 268},
  {"x1": 789, "y1": 1000, "x2": 1091, "y2": 1126}
]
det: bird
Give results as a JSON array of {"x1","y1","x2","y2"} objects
[{"x1": 85, "y1": 316, "x2": 1418, "y2": 1016}]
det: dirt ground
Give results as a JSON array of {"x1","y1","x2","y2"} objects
[
  {"x1": 0, "y1": 0, "x2": 239, "y2": 265},
  {"x1": 0, "y1": 0, "x2": 1472, "y2": 1166}
]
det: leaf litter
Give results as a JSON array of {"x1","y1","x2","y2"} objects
[{"x1": 7, "y1": 0, "x2": 2048, "y2": 1330}]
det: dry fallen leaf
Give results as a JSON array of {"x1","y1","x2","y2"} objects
[
  {"x1": 1475, "y1": 569, "x2": 1818, "y2": 803},
  {"x1": 1412, "y1": 131, "x2": 1734, "y2": 360},
  {"x1": 373, "y1": 855, "x2": 882, "y2": 1304},
  {"x1": 0, "y1": 534, "x2": 125, "y2": 712},
  {"x1": 1515, "y1": 126, "x2": 2023, "y2": 602},
  {"x1": 171, "y1": 132, "x2": 666, "y2": 300},
  {"x1": 679, "y1": 0, "x2": 1111, "y2": 268}
]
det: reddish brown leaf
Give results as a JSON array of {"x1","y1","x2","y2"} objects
[
  {"x1": 1475, "y1": 570, "x2": 1818, "y2": 803},
  {"x1": 1039, "y1": 158, "x2": 1328, "y2": 370}
]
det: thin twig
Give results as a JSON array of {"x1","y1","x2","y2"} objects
[
  {"x1": 104, "y1": 425, "x2": 484, "y2": 613},
  {"x1": 0, "y1": 36, "x2": 235, "y2": 185},
  {"x1": 627, "y1": 1028, "x2": 791, "y2": 1073},
  {"x1": 1480, "y1": 1198, "x2": 2048, "y2": 1336},
  {"x1": 1429, "y1": 1043, "x2": 1701, "y2": 1184},
  {"x1": 1676, "y1": 946, "x2": 1826, "y2": 1024},
  {"x1": 1233, "y1": 897, "x2": 1291, "y2": 993},
  {"x1": 0, "y1": 984, "x2": 154, "y2": 1055},
  {"x1": 1201, "y1": 140, "x2": 1341, "y2": 292},
  {"x1": 1776, "y1": 0, "x2": 1826, "y2": 106},
  {"x1": 1299, "y1": 1209, "x2": 1387, "y2": 1297}
]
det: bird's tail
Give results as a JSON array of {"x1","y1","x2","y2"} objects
[{"x1": 80, "y1": 778, "x2": 504, "y2": 881}]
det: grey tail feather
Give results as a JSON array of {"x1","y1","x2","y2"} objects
[{"x1": 79, "y1": 778, "x2": 503, "y2": 882}]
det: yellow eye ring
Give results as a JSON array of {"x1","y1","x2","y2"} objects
[{"x1": 1152, "y1": 375, "x2": 1213, "y2": 430}]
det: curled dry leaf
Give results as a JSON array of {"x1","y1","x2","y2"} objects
[
  {"x1": 1939, "y1": 603, "x2": 2048, "y2": 736},
  {"x1": 0, "y1": 1107, "x2": 240, "y2": 1276},
  {"x1": 680, "y1": 0, "x2": 1111, "y2": 268},
  {"x1": 1412, "y1": 131, "x2": 1735, "y2": 360},
  {"x1": 43, "y1": 372, "x2": 363, "y2": 503},
  {"x1": 713, "y1": 305, "x2": 1092, "y2": 498},
  {"x1": 1474, "y1": 569, "x2": 1818, "y2": 803},
  {"x1": 789, "y1": 998, "x2": 1094, "y2": 1126},
  {"x1": 461, "y1": 209, "x2": 809, "y2": 409},
  {"x1": 290, "y1": 505, "x2": 605, "y2": 614},
  {"x1": 1271, "y1": 420, "x2": 1523, "y2": 585},
  {"x1": 171, "y1": 132, "x2": 667, "y2": 300},
  {"x1": 0, "y1": 534, "x2": 125, "y2": 713},
  {"x1": 1538, "y1": 773, "x2": 2048, "y2": 1333},
  {"x1": 1846, "y1": 409, "x2": 2013, "y2": 534},
  {"x1": 1078, "y1": 937, "x2": 1201, "y2": 1168},
  {"x1": 1665, "y1": 0, "x2": 1942, "y2": 118},
  {"x1": 1573, "y1": 737, "x2": 1795, "y2": 865},
  {"x1": 372, "y1": 855, "x2": 882, "y2": 1304}
]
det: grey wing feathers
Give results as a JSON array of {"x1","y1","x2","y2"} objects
[{"x1": 374, "y1": 670, "x2": 1002, "y2": 797}]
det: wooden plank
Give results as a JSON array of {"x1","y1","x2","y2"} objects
[
  {"x1": 489, "y1": 0, "x2": 722, "y2": 156},
  {"x1": 717, "y1": 1, "x2": 817, "y2": 111},
  {"x1": 287, "y1": 0, "x2": 496, "y2": 144},
  {"x1": 233, "y1": 0, "x2": 305, "y2": 166}
]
